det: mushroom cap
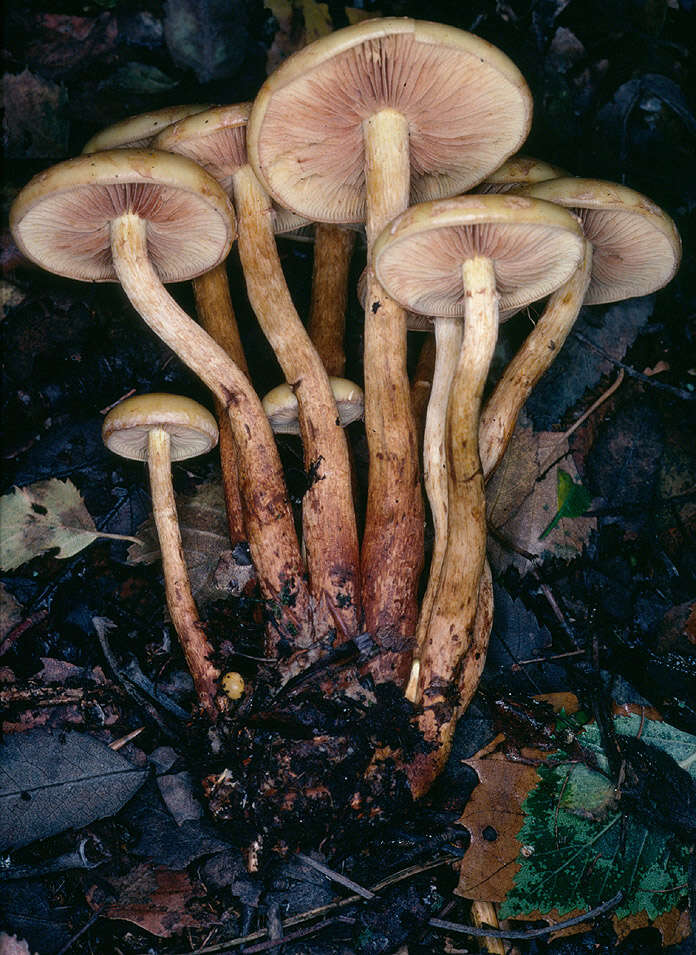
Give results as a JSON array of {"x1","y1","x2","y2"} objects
[
  {"x1": 373, "y1": 194, "x2": 586, "y2": 318},
  {"x1": 10, "y1": 149, "x2": 236, "y2": 284},
  {"x1": 154, "y1": 104, "x2": 309, "y2": 235},
  {"x1": 103, "y1": 393, "x2": 218, "y2": 462},
  {"x1": 263, "y1": 378, "x2": 364, "y2": 434},
  {"x1": 248, "y1": 17, "x2": 533, "y2": 223},
  {"x1": 516, "y1": 178, "x2": 682, "y2": 305},
  {"x1": 476, "y1": 154, "x2": 568, "y2": 193},
  {"x1": 83, "y1": 104, "x2": 212, "y2": 153}
]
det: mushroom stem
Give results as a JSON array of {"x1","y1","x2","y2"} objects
[
  {"x1": 232, "y1": 165, "x2": 361, "y2": 641},
  {"x1": 308, "y1": 224, "x2": 356, "y2": 376},
  {"x1": 410, "y1": 334, "x2": 437, "y2": 446},
  {"x1": 405, "y1": 317, "x2": 462, "y2": 701},
  {"x1": 479, "y1": 242, "x2": 593, "y2": 479},
  {"x1": 193, "y1": 263, "x2": 249, "y2": 546},
  {"x1": 361, "y1": 108, "x2": 424, "y2": 679},
  {"x1": 110, "y1": 212, "x2": 311, "y2": 649},
  {"x1": 411, "y1": 256, "x2": 498, "y2": 796},
  {"x1": 147, "y1": 427, "x2": 221, "y2": 719}
]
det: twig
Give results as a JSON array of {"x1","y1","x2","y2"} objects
[
  {"x1": 55, "y1": 904, "x2": 105, "y2": 955},
  {"x1": 164, "y1": 855, "x2": 455, "y2": 955},
  {"x1": 512, "y1": 649, "x2": 585, "y2": 669},
  {"x1": 0, "y1": 837, "x2": 108, "y2": 881},
  {"x1": 428, "y1": 890, "x2": 623, "y2": 939},
  {"x1": 296, "y1": 852, "x2": 375, "y2": 899},
  {"x1": 572, "y1": 330, "x2": 695, "y2": 400}
]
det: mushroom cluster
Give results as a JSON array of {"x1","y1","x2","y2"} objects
[{"x1": 9, "y1": 18, "x2": 681, "y2": 804}]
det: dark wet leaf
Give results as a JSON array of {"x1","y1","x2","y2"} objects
[
  {"x1": 3, "y1": 70, "x2": 69, "y2": 159},
  {"x1": 0, "y1": 729, "x2": 147, "y2": 850},
  {"x1": 164, "y1": 0, "x2": 249, "y2": 83},
  {"x1": 525, "y1": 298, "x2": 655, "y2": 429},
  {"x1": 99, "y1": 63, "x2": 179, "y2": 94}
]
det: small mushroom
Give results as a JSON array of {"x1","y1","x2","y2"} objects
[
  {"x1": 476, "y1": 154, "x2": 568, "y2": 194},
  {"x1": 10, "y1": 149, "x2": 310, "y2": 650},
  {"x1": 102, "y1": 393, "x2": 222, "y2": 718},
  {"x1": 263, "y1": 379, "x2": 364, "y2": 435},
  {"x1": 249, "y1": 18, "x2": 533, "y2": 661},
  {"x1": 82, "y1": 104, "x2": 211, "y2": 152},
  {"x1": 374, "y1": 194, "x2": 586, "y2": 794}
]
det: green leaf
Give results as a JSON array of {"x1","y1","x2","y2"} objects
[
  {"x1": 499, "y1": 716, "x2": 694, "y2": 922},
  {"x1": 539, "y1": 468, "x2": 592, "y2": 540},
  {"x1": 0, "y1": 479, "x2": 141, "y2": 571}
]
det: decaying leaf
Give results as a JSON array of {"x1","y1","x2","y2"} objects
[
  {"x1": 456, "y1": 700, "x2": 694, "y2": 944},
  {"x1": 0, "y1": 478, "x2": 141, "y2": 571},
  {"x1": 0, "y1": 729, "x2": 147, "y2": 850},
  {"x1": 0, "y1": 583, "x2": 23, "y2": 640},
  {"x1": 164, "y1": 0, "x2": 248, "y2": 83},
  {"x1": 2, "y1": 70, "x2": 69, "y2": 159},
  {"x1": 89, "y1": 863, "x2": 212, "y2": 937},
  {"x1": 265, "y1": 0, "x2": 376, "y2": 72},
  {"x1": 486, "y1": 416, "x2": 596, "y2": 573},
  {"x1": 128, "y1": 480, "x2": 255, "y2": 607}
]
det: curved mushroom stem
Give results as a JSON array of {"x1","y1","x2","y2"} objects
[
  {"x1": 110, "y1": 212, "x2": 311, "y2": 651},
  {"x1": 410, "y1": 334, "x2": 437, "y2": 448},
  {"x1": 147, "y1": 428, "x2": 222, "y2": 719},
  {"x1": 308, "y1": 224, "x2": 356, "y2": 377},
  {"x1": 193, "y1": 263, "x2": 249, "y2": 547},
  {"x1": 362, "y1": 108, "x2": 424, "y2": 682},
  {"x1": 410, "y1": 256, "x2": 498, "y2": 797},
  {"x1": 480, "y1": 242, "x2": 593, "y2": 480},
  {"x1": 405, "y1": 317, "x2": 463, "y2": 702},
  {"x1": 232, "y1": 165, "x2": 361, "y2": 644},
  {"x1": 470, "y1": 900, "x2": 505, "y2": 955}
]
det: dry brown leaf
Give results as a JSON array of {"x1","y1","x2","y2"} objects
[
  {"x1": 90, "y1": 864, "x2": 212, "y2": 938},
  {"x1": 486, "y1": 415, "x2": 596, "y2": 574},
  {"x1": 128, "y1": 480, "x2": 255, "y2": 608}
]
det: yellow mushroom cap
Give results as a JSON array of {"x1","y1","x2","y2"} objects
[
  {"x1": 102, "y1": 393, "x2": 218, "y2": 462},
  {"x1": 10, "y1": 149, "x2": 236, "y2": 284},
  {"x1": 262, "y1": 378, "x2": 364, "y2": 434},
  {"x1": 221, "y1": 671, "x2": 245, "y2": 700},
  {"x1": 82, "y1": 104, "x2": 212, "y2": 153},
  {"x1": 477, "y1": 154, "x2": 569, "y2": 193},
  {"x1": 374, "y1": 194, "x2": 586, "y2": 317},
  {"x1": 516, "y1": 177, "x2": 682, "y2": 305}
]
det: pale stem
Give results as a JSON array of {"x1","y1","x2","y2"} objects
[
  {"x1": 147, "y1": 427, "x2": 221, "y2": 719},
  {"x1": 193, "y1": 263, "x2": 249, "y2": 546},
  {"x1": 233, "y1": 165, "x2": 361, "y2": 643},
  {"x1": 408, "y1": 317, "x2": 463, "y2": 693},
  {"x1": 361, "y1": 109, "x2": 424, "y2": 680},
  {"x1": 308, "y1": 224, "x2": 356, "y2": 376},
  {"x1": 479, "y1": 242, "x2": 593, "y2": 479},
  {"x1": 411, "y1": 256, "x2": 498, "y2": 796},
  {"x1": 110, "y1": 212, "x2": 310, "y2": 650}
]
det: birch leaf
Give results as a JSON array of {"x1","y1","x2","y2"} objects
[{"x1": 0, "y1": 479, "x2": 140, "y2": 571}]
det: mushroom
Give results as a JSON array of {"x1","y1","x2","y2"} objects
[
  {"x1": 476, "y1": 154, "x2": 568, "y2": 194},
  {"x1": 263, "y1": 378, "x2": 364, "y2": 435},
  {"x1": 82, "y1": 104, "x2": 211, "y2": 152},
  {"x1": 82, "y1": 106, "x2": 248, "y2": 549},
  {"x1": 374, "y1": 194, "x2": 586, "y2": 793},
  {"x1": 102, "y1": 393, "x2": 222, "y2": 718},
  {"x1": 155, "y1": 103, "x2": 361, "y2": 642},
  {"x1": 248, "y1": 18, "x2": 533, "y2": 669},
  {"x1": 10, "y1": 149, "x2": 310, "y2": 651},
  {"x1": 479, "y1": 178, "x2": 682, "y2": 479}
]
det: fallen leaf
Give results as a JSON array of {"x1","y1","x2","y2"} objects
[
  {"x1": 0, "y1": 729, "x2": 147, "y2": 850},
  {"x1": 164, "y1": 0, "x2": 248, "y2": 83},
  {"x1": 99, "y1": 63, "x2": 179, "y2": 94},
  {"x1": 0, "y1": 584, "x2": 23, "y2": 640},
  {"x1": 128, "y1": 480, "x2": 254, "y2": 607},
  {"x1": 265, "y1": 1, "x2": 377, "y2": 72},
  {"x1": 0, "y1": 934, "x2": 35, "y2": 955},
  {"x1": 486, "y1": 417, "x2": 596, "y2": 573},
  {"x1": 539, "y1": 468, "x2": 592, "y2": 539},
  {"x1": 25, "y1": 13, "x2": 118, "y2": 76},
  {"x1": 90, "y1": 863, "x2": 213, "y2": 937},
  {"x1": 0, "y1": 478, "x2": 141, "y2": 571},
  {"x1": 2, "y1": 70, "x2": 69, "y2": 159}
]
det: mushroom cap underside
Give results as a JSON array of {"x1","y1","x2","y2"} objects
[
  {"x1": 248, "y1": 17, "x2": 532, "y2": 223},
  {"x1": 103, "y1": 393, "x2": 219, "y2": 461},
  {"x1": 517, "y1": 178, "x2": 682, "y2": 305},
  {"x1": 10, "y1": 149, "x2": 236, "y2": 283},
  {"x1": 373, "y1": 194, "x2": 586, "y2": 317}
]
